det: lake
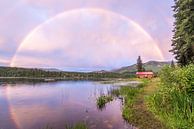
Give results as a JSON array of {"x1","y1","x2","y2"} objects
[{"x1": 0, "y1": 81, "x2": 134, "y2": 129}]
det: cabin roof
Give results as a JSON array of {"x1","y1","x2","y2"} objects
[{"x1": 136, "y1": 72, "x2": 154, "y2": 75}]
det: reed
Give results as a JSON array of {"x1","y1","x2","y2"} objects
[
  {"x1": 65, "y1": 123, "x2": 88, "y2": 129},
  {"x1": 42, "y1": 122, "x2": 88, "y2": 129},
  {"x1": 96, "y1": 95, "x2": 113, "y2": 109}
]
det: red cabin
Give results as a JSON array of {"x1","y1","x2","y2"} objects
[{"x1": 136, "y1": 72, "x2": 154, "y2": 78}]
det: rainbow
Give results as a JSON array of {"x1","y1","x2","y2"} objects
[
  {"x1": 4, "y1": 8, "x2": 165, "y2": 129},
  {"x1": 10, "y1": 8, "x2": 164, "y2": 66}
]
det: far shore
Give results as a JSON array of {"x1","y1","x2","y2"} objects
[{"x1": 0, "y1": 77, "x2": 130, "y2": 82}]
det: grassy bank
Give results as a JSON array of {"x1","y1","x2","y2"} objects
[
  {"x1": 121, "y1": 79, "x2": 167, "y2": 129},
  {"x1": 97, "y1": 79, "x2": 167, "y2": 129},
  {"x1": 147, "y1": 65, "x2": 194, "y2": 129},
  {"x1": 96, "y1": 79, "x2": 145, "y2": 110}
]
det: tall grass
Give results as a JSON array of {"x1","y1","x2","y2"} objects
[
  {"x1": 148, "y1": 65, "x2": 194, "y2": 129},
  {"x1": 96, "y1": 95, "x2": 113, "y2": 109},
  {"x1": 65, "y1": 123, "x2": 88, "y2": 129}
]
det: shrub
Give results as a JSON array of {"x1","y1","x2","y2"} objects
[{"x1": 148, "y1": 64, "x2": 194, "y2": 129}]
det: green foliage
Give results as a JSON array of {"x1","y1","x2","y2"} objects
[
  {"x1": 139, "y1": 79, "x2": 149, "y2": 87},
  {"x1": 160, "y1": 65, "x2": 194, "y2": 95},
  {"x1": 65, "y1": 123, "x2": 88, "y2": 129},
  {"x1": 122, "y1": 105, "x2": 133, "y2": 121},
  {"x1": 96, "y1": 81, "x2": 145, "y2": 120},
  {"x1": 137, "y1": 56, "x2": 144, "y2": 72},
  {"x1": 96, "y1": 95, "x2": 113, "y2": 109},
  {"x1": 119, "y1": 87, "x2": 142, "y2": 121},
  {"x1": 110, "y1": 84, "x2": 145, "y2": 121},
  {"x1": 148, "y1": 65, "x2": 194, "y2": 129},
  {"x1": 170, "y1": 0, "x2": 194, "y2": 66}
]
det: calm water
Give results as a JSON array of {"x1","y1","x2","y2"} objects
[{"x1": 0, "y1": 81, "x2": 134, "y2": 129}]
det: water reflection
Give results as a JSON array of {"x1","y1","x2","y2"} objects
[{"x1": 0, "y1": 81, "x2": 133, "y2": 129}]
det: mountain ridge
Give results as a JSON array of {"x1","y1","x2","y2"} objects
[{"x1": 112, "y1": 61, "x2": 171, "y2": 73}]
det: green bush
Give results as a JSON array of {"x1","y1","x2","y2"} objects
[{"x1": 148, "y1": 65, "x2": 194, "y2": 129}]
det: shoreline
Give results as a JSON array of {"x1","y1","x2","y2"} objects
[{"x1": 0, "y1": 77, "x2": 132, "y2": 82}]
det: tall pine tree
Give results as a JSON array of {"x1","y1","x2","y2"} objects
[
  {"x1": 170, "y1": 0, "x2": 194, "y2": 66},
  {"x1": 137, "y1": 56, "x2": 143, "y2": 72}
]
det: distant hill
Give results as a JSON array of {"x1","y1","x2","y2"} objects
[
  {"x1": 112, "y1": 61, "x2": 170, "y2": 73},
  {"x1": 41, "y1": 68, "x2": 62, "y2": 72},
  {"x1": 92, "y1": 70, "x2": 110, "y2": 73}
]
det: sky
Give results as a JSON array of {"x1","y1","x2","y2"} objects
[{"x1": 0, "y1": 0, "x2": 174, "y2": 71}]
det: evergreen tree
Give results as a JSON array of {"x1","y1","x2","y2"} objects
[
  {"x1": 170, "y1": 0, "x2": 194, "y2": 66},
  {"x1": 137, "y1": 56, "x2": 143, "y2": 72}
]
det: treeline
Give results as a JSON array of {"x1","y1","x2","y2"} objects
[
  {"x1": 0, "y1": 67, "x2": 63, "y2": 78},
  {"x1": 0, "y1": 67, "x2": 135, "y2": 80}
]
